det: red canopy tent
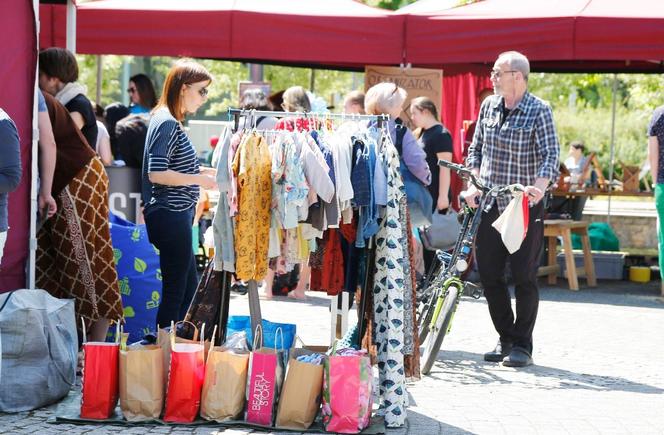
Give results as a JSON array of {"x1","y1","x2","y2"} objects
[
  {"x1": 0, "y1": 0, "x2": 37, "y2": 291},
  {"x1": 41, "y1": 0, "x2": 404, "y2": 68},
  {"x1": 68, "y1": 0, "x2": 233, "y2": 58},
  {"x1": 575, "y1": 0, "x2": 664, "y2": 62},
  {"x1": 402, "y1": 0, "x2": 664, "y2": 72},
  {"x1": 228, "y1": 0, "x2": 403, "y2": 67}
]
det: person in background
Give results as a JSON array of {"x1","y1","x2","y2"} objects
[
  {"x1": 648, "y1": 103, "x2": 664, "y2": 296},
  {"x1": 465, "y1": 51, "x2": 559, "y2": 367},
  {"x1": 128, "y1": 73, "x2": 157, "y2": 114},
  {"x1": 463, "y1": 88, "x2": 494, "y2": 160},
  {"x1": 142, "y1": 59, "x2": 217, "y2": 328},
  {"x1": 562, "y1": 140, "x2": 590, "y2": 220},
  {"x1": 114, "y1": 113, "x2": 149, "y2": 169},
  {"x1": 263, "y1": 86, "x2": 315, "y2": 300},
  {"x1": 239, "y1": 88, "x2": 278, "y2": 130},
  {"x1": 268, "y1": 90, "x2": 285, "y2": 112},
  {"x1": 92, "y1": 103, "x2": 113, "y2": 166},
  {"x1": 37, "y1": 92, "x2": 123, "y2": 342},
  {"x1": 409, "y1": 96, "x2": 454, "y2": 273},
  {"x1": 0, "y1": 108, "x2": 22, "y2": 265},
  {"x1": 343, "y1": 90, "x2": 365, "y2": 115},
  {"x1": 104, "y1": 102, "x2": 130, "y2": 158},
  {"x1": 365, "y1": 82, "x2": 431, "y2": 186},
  {"x1": 37, "y1": 91, "x2": 58, "y2": 222},
  {"x1": 39, "y1": 47, "x2": 98, "y2": 150}
]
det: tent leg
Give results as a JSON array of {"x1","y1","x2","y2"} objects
[
  {"x1": 66, "y1": 0, "x2": 76, "y2": 53},
  {"x1": 608, "y1": 73, "x2": 618, "y2": 223}
]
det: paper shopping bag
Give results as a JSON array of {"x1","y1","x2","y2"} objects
[
  {"x1": 158, "y1": 321, "x2": 212, "y2": 386},
  {"x1": 322, "y1": 350, "x2": 373, "y2": 434},
  {"x1": 200, "y1": 346, "x2": 250, "y2": 421},
  {"x1": 80, "y1": 320, "x2": 120, "y2": 419},
  {"x1": 163, "y1": 322, "x2": 206, "y2": 423},
  {"x1": 119, "y1": 345, "x2": 164, "y2": 421},
  {"x1": 245, "y1": 326, "x2": 285, "y2": 426},
  {"x1": 275, "y1": 355, "x2": 324, "y2": 430}
]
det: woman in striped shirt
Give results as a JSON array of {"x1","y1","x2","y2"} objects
[{"x1": 142, "y1": 59, "x2": 217, "y2": 329}]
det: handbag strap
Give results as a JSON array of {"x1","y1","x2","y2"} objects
[
  {"x1": 0, "y1": 291, "x2": 12, "y2": 314},
  {"x1": 394, "y1": 118, "x2": 406, "y2": 156}
]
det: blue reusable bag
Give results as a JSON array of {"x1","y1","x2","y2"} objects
[
  {"x1": 226, "y1": 315, "x2": 296, "y2": 350},
  {"x1": 108, "y1": 213, "x2": 161, "y2": 342}
]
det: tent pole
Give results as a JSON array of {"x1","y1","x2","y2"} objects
[
  {"x1": 608, "y1": 74, "x2": 618, "y2": 224},
  {"x1": 96, "y1": 55, "x2": 102, "y2": 104},
  {"x1": 28, "y1": 0, "x2": 40, "y2": 290},
  {"x1": 66, "y1": 0, "x2": 76, "y2": 53}
]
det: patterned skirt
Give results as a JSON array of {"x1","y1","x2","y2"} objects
[{"x1": 36, "y1": 157, "x2": 123, "y2": 329}]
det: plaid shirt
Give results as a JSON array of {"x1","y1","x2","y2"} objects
[{"x1": 467, "y1": 92, "x2": 560, "y2": 211}]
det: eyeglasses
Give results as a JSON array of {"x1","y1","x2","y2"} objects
[
  {"x1": 491, "y1": 69, "x2": 518, "y2": 79},
  {"x1": 126, "y1": 87, "x2": 136, "y2": 94},
  {"x1": 186, "y1": 83, "x2": 209, "y2": 98}
]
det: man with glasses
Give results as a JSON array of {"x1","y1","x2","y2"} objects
[{"x1": 464, "y1": 51, "x2": 560, "y2": 367}]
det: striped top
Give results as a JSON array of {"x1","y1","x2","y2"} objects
[{"x1": 142, "y1": 108, "x2": 200, "y2": 214}]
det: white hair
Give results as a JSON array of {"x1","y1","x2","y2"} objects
[
  {"x1": 364, "y1": 82, "x2": 407, "y2": 115},
  {"x1": 498, "y1": 51, "x2": 530, "y2": 82}
]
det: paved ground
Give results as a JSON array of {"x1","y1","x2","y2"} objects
[{"x1": 2, "y1": 278, "x2": 663, "y2": 435}]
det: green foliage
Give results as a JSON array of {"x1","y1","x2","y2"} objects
[
  {"x1": 553, "y1": 105, "x2": 649, "y2": 172},
  {"x1": 529, "y1": 73, "x2": 663, "y2": 172},
  {"x1": 76, "y1": 54, "x2": 126, "y2": 106}
]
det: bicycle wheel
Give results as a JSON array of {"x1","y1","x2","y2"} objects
[{"x1": 420, "y1": 284, "x2": 460, "y2": 375}]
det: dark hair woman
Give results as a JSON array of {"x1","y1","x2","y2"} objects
[
  {"x1": 409, "y1": 96, "x2": 454, "y2": 273},
  {"x1": 39, "y1": 47, "x2": 98, "y2": 151},
  {"x1": 128, "y1": 73, "x2": 157, "y2": 114},
  {"x1": 141, "y1": 59, "x2": 217, "y2": 328}
]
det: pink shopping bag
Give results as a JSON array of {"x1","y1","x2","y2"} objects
[
  {"x1": 322, "y1": 349, "x2": 373, "y2": 434},
  {"x1": 245, "y1": 325, "x2": 285, "y2": 426}
]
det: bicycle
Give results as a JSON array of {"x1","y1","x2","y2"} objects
[{"x1": 418, "y1": 160, "x2": 525, "y2": 375}]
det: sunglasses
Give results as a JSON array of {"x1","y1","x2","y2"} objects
[
  {"x1": 490, "y1": 69, "x2": 517, "y2": 79},
  {"x1": 186, "y1": 83, "x2": 209, "y2": 98},
  {"x1": 126, "y1": 87, "x2": 137, "y2": 94}
]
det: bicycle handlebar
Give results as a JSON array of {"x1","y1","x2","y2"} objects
[{"x1": 438, "y1": 160, "x2": 525, "y2": 197}]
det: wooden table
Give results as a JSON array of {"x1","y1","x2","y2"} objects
[{"x1": 538, "y1": 220, "x2": 597, "y2": 291}]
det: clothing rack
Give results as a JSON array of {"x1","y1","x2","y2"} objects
[{"x1": 222, "y1": 108, "x2": 386, "y2": 348}]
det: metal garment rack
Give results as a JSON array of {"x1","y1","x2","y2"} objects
[{"x1": 225, "y1": 108, "x2": 388, "y2": 347}]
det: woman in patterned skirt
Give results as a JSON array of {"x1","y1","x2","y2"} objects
[{"x1": 36, "y1": 92, "x2": 123, "y2": 342}]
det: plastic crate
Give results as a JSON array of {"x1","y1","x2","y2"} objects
[{"x1": 557, "y1": 250, "x2": 626, "y2": 280}]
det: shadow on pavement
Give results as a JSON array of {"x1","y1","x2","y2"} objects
[
  {"x1": 393, "y1": 405, "x2": 474, "y2": 435},
  {"x1": 423, "y1": 350, "x2": 664, "y2": 395},
  {"x1": 458, "y1": 280, "x2": 663, "y2": 310}
]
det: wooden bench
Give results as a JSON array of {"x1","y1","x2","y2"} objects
[{"x1": 538, "y1": 220, "x2": 597, "y2": 291}]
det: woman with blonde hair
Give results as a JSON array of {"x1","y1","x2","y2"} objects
[
  {"x1": 141, "y1": 59, "x2": 217, "y2": 328},
  {"x1": 365, "y1": 82, "x2": 431, "y2": 186}
]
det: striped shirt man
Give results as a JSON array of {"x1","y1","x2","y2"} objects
[
  {"x1": 142, "y1": 108, "x2": 200, "y2": 214},
  {"x1": 467, "y1": 92, "x2": 560, "y2": 211}
]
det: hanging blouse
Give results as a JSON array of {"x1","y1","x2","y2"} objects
[{"x1": 231, "y1": 133, "x2": 272, "y2": 281}]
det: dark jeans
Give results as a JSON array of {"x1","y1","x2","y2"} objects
[
  {"x1": 145, "y1": 207, "x2": 198, "y2": 330},
  {"x1": 475, "y1": 202, "x2": 544, "y2": 352}
]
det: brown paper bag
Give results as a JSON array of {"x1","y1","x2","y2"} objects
[
  {"x1": 119, "y1": 345, "x2": 164, "y2": 421},
  {"x1": 200, "y1": 346, "x2": 250, "y2": 421},
  {"x1": 275, "y1": 357, "x2": 324, "y2": 430}
]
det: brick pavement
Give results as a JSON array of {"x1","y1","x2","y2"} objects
[{"x1": 1, "y1": 279, "x2": 663, "y2": 434}]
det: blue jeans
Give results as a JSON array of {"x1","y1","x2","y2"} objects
[{"x1": 145, "y1": 207, "x2": 198, "y2": 329}]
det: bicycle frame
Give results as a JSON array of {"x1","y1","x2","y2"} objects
[{"x1": 418, "y1": 160, "x2": 526, "y2": 373}]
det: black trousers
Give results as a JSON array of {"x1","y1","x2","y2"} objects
[
  {"x1": 145, "y1": 207, "x2": 198, "y2": 330},
  {"x1": 475, "y1": 202, "x2": 544, "y2": 352}
]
